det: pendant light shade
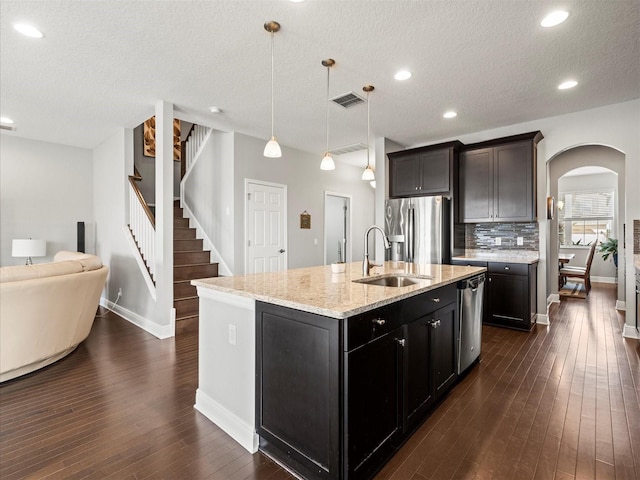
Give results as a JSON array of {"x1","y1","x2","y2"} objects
[
  {"x1": 362, "y1": 85, "x2": 375, "y2": 180},
  {"x1": 320, "y1": 59, "x2": 336, "y2": 170},
  {"x1": 320, "y1": 153, "x2": 335, "y2": 170},
  {"x1": 264, "y1": 21, "x2": 282, "y2": 158},
  {"x1": 362, "y1": 165, "x2": 375, "y2": 181}
]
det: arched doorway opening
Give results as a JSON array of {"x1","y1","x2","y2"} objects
[{"x1": 547, "y1": 145, "x2": 626, "y2": 306}]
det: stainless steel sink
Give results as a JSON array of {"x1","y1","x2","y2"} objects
[{"x1": 353, "y1": 275, "x2": 428, "y2": 287}]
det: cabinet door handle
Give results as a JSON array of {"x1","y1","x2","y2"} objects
[
  {"x1": 429, "y1": 297, "x2": 441, "y2": 303},
  {"x1": 372, "y1": 318, "x2": 386, "y2": 326},
  {"x1": 504, "y1": 266, "x2": 510, "y2": 270},
  {"x1": 430, "y1": 319, "x2": 441, "y2": 328},
  {"x1": 396, "y1": 338, "x2": 406, "y2": 347}
]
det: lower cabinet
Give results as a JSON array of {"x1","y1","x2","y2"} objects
[
  {"x1": 452, "y1": 259, "x2": 537, "y2": 331},
  {"x1": 486, "y1": 262, "x2": 537, "y2": 331},
  {"x1": 403, "y1": 301, "x2": 457, "y2": 433},
  {"x1": 345, "y1": 327, "x2": 403, "y2": 479},
  {"x1": 256, "y1": 284, "x2": 459, "y2": 480}
]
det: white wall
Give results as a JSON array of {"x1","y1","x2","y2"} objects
[
  {"x1": 0, "y1": 135, "x2": 94, "y2": 266},
  {"x1": 413, "y1": 99, "x2": 640, "y2": 330},
  {"x1": 183, "y1": 130, "x2": 235, "y2": 274},
  {"x1": 233, "y1": 133, "x2": 375, "y2": 275},
  {"x1": 93, "y1": 129, "x2": 157, "y2": 321}
]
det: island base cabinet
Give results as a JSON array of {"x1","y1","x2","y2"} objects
[
  {"x1": 256, "y1": 303, "x2": 341, "y2": 480},
  {"x1": 402, "y1": 302, "x2": 457, "y2": 433},
  {"x1": 256, "y1": 285, "x2": 462, "y2": 480},
  {"x1": 344, "y1": 328, "x2": 403, "y2": 480}
]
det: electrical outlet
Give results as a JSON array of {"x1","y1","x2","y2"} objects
[
  {"x1": 517, "y1": 237, "x2": 524, "y2": 246},
  {"x1": 495, "y1": 237, "x2": 501, "y2": 246},
  {"x1": 228, "y1": 324, "x2": 237, "y2": 346}
]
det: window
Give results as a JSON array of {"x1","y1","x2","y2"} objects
[{"x1": 558, "y1": 190, "x2": 614, "y2": 247}]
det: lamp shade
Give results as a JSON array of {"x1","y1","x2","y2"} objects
[
  {"x1": 12, "y1": 239, "x2": 46, "y2": 258},
  {"x1": 263, "y1": 137, "x2": 282, "y2": 158},
  {"x1": 361, "y1": 165, "x2": 375, "y2": 181},
  {"x1": 320, "y1": 153, "x2": 335, "y2": 171}
]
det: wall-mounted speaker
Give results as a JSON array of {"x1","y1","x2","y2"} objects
[{"x1": 77, "y1": 222, "x2": 85, "y2": 253}]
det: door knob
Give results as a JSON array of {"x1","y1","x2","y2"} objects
[{"x1": 279, "y1": 249, "x2": 286, "y2": 253}]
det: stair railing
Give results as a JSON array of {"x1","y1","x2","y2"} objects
[
  {"x1": 184, "y1": 124, "x2": 211, "y2": 174},
  {"x1": 128, "y1": 171, "x2": 156, "y2": 281}
]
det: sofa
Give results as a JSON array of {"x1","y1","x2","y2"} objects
[{"x1": 0, "y1": 251, "x2": 108, "y2": 382}]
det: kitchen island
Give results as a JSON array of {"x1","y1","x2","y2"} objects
[{"x1": 192, "y1": 261, "x2": 485, "y2": 480}]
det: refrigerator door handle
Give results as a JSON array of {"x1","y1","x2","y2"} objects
[{"x1": 407, "y1": 206, "x2": 415, "y2": 262}]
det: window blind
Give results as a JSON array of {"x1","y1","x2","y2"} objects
[{"x1": 559, "y1": 191, "x2": 614, "y2": 219}]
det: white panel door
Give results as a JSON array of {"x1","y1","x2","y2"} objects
[{"x1": 246, "y1": 181, "x2": 287, "y2": 273}]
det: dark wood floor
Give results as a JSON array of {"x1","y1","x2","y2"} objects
[{"x1": 1, "y1": 283, "x2": 638, "y2": 479}]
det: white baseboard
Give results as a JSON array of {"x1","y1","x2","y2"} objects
[
  {"x1": 615, "y1": 300, "x2": 626, "y2": 311},
  {"x1": 194, "y1": 389, "x2": 259, "y2": 454},
  {"x1": 592, "y1": 276, "x2": 617, "y2": 284},
  {"x1": 100, "y1": 298, "x2": 173, "y2": 339},
  {"x1": 548, "y1": 293, "x2": 560, "y2": 304},
  {"x1": 623, "y1": 324, "x2": 640, "y2": 339},
  {"x1": 536, "y1": 312, "x2": 550, "y2": 326}
]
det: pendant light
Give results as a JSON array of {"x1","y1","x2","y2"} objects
[
  {"x1": 361, "y1": 85, "x2": 375, "y2": 181},
  {"x1": 320, "y1": 59, "x2": 336, "y2": 170},
  {"x1": 263, "y1": 21, "x2": 282, "y2": 158}
]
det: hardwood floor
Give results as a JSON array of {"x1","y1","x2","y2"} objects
[{"x1": 1, "y1": 283, "x2": 638, "y2": 479}]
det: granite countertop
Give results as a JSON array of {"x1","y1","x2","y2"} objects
[
  {"x1": 192, "y1": 261, "x2": 485, "y2": 319},
  {"x1": 452, "y1": 249, "x2": 539, "y2": 265}
]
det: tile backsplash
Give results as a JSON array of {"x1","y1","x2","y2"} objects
[
  {"x1": 634, "y1": 219, "x2": 639, "y2": 254},
  {"x1": 465, "y1": 222, "x2": 539, "y2": 251}
]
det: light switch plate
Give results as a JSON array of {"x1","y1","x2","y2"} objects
[
  {"x1": 517, "y1": 237, "x2": 524, "y2": 246},
  {"x1": 495, "y1": 237, "x2": 502, "y2": 246}
]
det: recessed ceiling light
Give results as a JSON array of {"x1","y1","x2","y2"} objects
[
  {"x1": 443, "y1": 111, "x2": 457, "y2": 119},
  {"x1": 0, "y1": 117, "x2": 15, "y2": 124},
  {"x1": 394, "y1": 70, "x2": 412, "y2": 81},
  {"x1": 558, "y1": 80, "x2": 578, "y2": 90},
  {"x1": 209, "y1": 106, "x2": 222, "y2": 113},
  {"x1": 541, "y1": 10, "x2": 570, "y2": 28},
  {"x1": 13, "y1": 23, "x2": 44, "y2": 38}
]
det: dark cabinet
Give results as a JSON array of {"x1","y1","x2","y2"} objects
[
  {"x1": 256, "y1": 283, "x2": 461, "y2": 480},
  {"x1": 452, "y1": 259, "x2": 537, "y2": 331},
  {"x1": 388, "y1": 142, "x2": 462, "y2": 198},
  {"x1": 485, "y1": 262, "x2": 538, "y2": 331},
  {"x1": 459, "y1": 132, "x2": 543, "y2": 223},
  {"x1": 256, "y1": 304, "x2": 341, "y2": 480},
  {"x1": 345, "y1": 327, "x2": 403, "y2": 479},
  {"x1": 402, "y1": 301, "x2": 457, "y2": 433}
]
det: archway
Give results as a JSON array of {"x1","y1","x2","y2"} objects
[{"x1": 547, "y1": 145, "x2": 626, "y2": 305}]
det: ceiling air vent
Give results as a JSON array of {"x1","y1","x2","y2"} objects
[
  {"x1": 331, "y1": 91, "x2": 365, "y2": 109},
  {"x1": 329, "y1": 143, "x2": 367, "y2": 156}
]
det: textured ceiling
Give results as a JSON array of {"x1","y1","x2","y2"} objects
[{"x1": 1, "y1": 0, "x2": 639, "y2": 164}]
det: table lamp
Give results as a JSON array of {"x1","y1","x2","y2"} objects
[{"x1": 12, "y1": 238, "x2": 46, "y2": 265}]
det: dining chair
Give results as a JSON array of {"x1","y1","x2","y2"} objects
[{"x1": 559, "y1": 241, "x2": 597, "y2": 295}]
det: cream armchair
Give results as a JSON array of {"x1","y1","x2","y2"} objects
[{"x1": 0, "y1": 251, "x2": 108, "y2": 382}]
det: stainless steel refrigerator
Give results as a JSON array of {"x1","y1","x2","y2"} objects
[{"x1": 384, "y1": 196, "x2": 451, "y2": 264}]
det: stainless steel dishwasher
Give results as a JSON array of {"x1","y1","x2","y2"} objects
[{"x1": 457, "y1": 274, "x2": 485, "y2": 374}]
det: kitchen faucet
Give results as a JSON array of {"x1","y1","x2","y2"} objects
[{"x1": 363, "y1": 225, "x2": 391, "y2": 276}]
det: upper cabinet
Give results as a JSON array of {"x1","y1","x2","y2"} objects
[
  {"x1": 458, "y1": 131, "x2": 543, "y2": 223},
  {"x1": 388, "y1": 141, "x2": 462, "y2": 198}
]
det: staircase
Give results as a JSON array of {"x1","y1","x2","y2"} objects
[{"x1": 173, "y1": 199, "x2": 218, "y2": 333}]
